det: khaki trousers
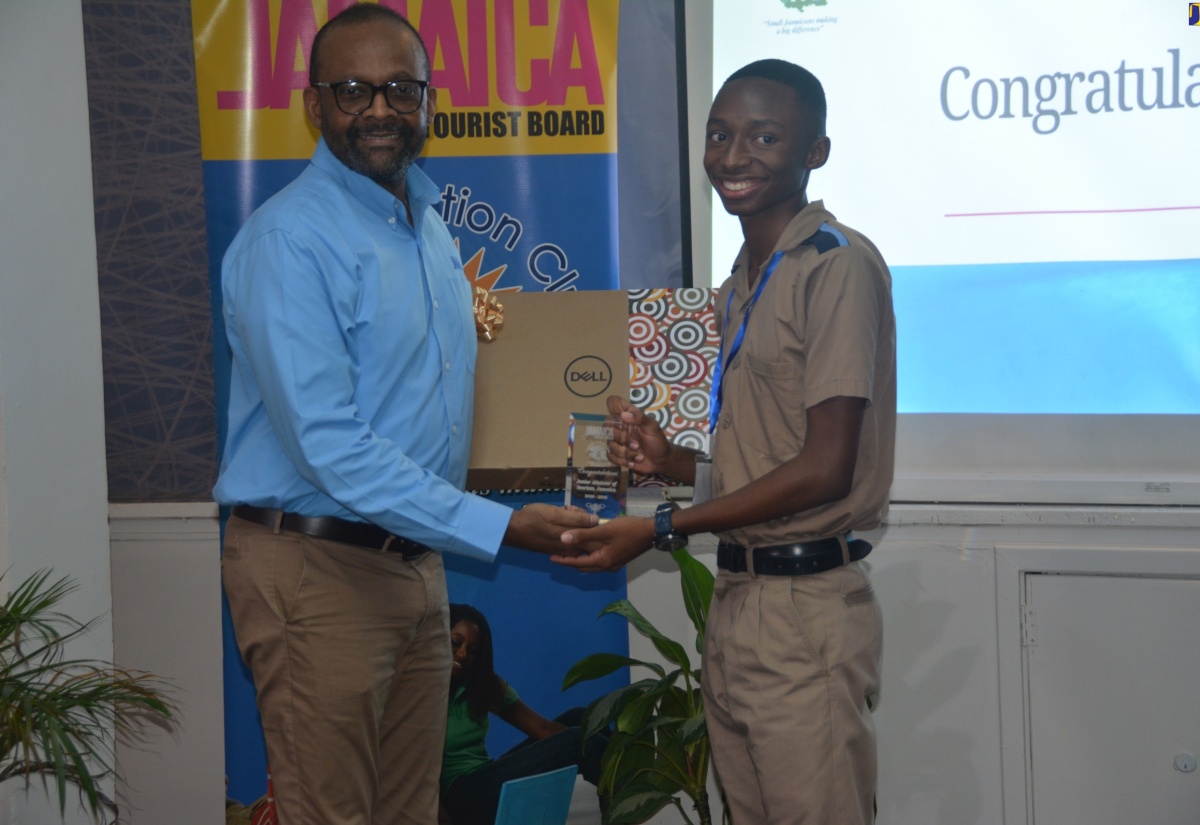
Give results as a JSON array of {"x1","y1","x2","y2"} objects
[
  {"x1": 223, "y1": 515, "x2": 451, "y2": 825},
  {"x1": 702, "y1": 561, "x2": 882, "y2": 825}
]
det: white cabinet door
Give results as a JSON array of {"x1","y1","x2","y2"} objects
[{"x1": 1025, "y1": 573, "x2": 1200, "y2": 825}]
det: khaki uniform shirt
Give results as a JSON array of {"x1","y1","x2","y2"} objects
[{"x1": 710, "y1": 200, "x2": 896, "y2": 546}]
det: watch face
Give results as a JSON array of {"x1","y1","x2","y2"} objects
[
  {"x1": 654, "y1": 502, "x2": 684, "y2": 551},
  {"x1": 656, "y1": 534, "x2": 688, "y2": 553},
  {"x1": 655, "y1": 503, "x2": 677, "y2": 536}
]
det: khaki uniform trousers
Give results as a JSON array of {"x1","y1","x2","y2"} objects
[
  {"x1": 702, "y1": 561, "x2": 882, "y2": 825},
  {"x1": 223, "y1": 515, "x2": 451, "y2": 825}
]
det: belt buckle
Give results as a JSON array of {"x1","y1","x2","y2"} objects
[
  {"x1": 381, "y1": 535, "x2": 415, "y2": 557},
  {"x1": 753, "y1": 541, "x2": 835, "y2": 576},
  {"x1": 381, "y1": 535, "x2": 427, "y2": 560},
  {"x1": 718, "y1": 543, "x2": 749, "y2": 573}
]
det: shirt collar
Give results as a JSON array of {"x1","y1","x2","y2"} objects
[
  {"x1": 311, "y1": 137, "x2": 441, "y2": 221},
  {"x1": 774, "y1": 199, "x2": 835, "y2": 250},
  {"x1": 729, "y1": 200, "x2": 836, "y2": 282}
]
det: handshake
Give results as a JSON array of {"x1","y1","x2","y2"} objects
[{"x1": 502, "y1": 395, "x2": 687, "y2": 573}]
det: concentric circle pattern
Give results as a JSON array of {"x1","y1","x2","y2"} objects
[
  {"x1": 677, "y1": 387, "x2": 709, "y2": 422},
  {"x1": 628, "y1": 314, "x2": 657, "y2": 348},
  {"x1": 674, "y1": 429, "x2": 709, "y2": 452},
  {"x1": 626, "y1": 290, "x2": 719, "y2": 488},
  {"x1": 629, "y1": 357, "x2": 651, "y2": 388},
  {"x1": 673, "y1": 289, "x2": 712, "y2": 313},
  {"x1": 632, "y1": 335, "x2": 669, "y2": 365},
  {"x1": 629, "y1": 384, "x2": 656, "y2": 410},
  {"x1": 653, "y1": 352, "x2": 689, "y2": 385},
  {"x1": 667, "y1": 318, "x2": 706, "y2": 351},
  {"x1": 683, "y1": 352, "x2": 708, "y2": 386}
]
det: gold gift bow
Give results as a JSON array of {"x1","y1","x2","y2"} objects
[{"x1": 473, "y1": 287, "x2": 504, "y2": 341}]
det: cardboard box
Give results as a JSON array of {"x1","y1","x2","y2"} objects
[{"x1": 467, "y1": 291, "x2": 630, "y2": 491}]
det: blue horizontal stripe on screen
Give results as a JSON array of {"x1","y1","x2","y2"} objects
[{"x1": 893, "y1": 258, "x2": 1200, "y2": 414}]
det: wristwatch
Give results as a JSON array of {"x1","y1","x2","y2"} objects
[{"x1": 653, "y1": 501, "x2": 688, "y2": 552}]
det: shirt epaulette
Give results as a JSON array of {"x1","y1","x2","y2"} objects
[{"x1": 801, "y1": 222, "x2": 850, "y2": 254}]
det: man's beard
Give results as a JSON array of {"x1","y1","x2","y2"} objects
[{"x1": 329, "y1": 118, "x2": 427, "y2": 186}]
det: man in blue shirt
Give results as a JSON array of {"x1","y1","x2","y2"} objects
[{"x1": 215, "y1": 5, "x2": 596, "y2": 823}]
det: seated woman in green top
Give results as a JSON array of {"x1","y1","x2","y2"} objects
[{"x1": 439, "y1": 604, "x2": 608, "y2": 825}]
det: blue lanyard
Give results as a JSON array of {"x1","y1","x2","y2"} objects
[{"x1": 709, "y1": 251, "x2": 785, "y2": 434}]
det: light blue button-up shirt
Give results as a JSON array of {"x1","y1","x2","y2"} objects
[{"x1": 214, "y1": 139, "x2": 510, "y2": 561}]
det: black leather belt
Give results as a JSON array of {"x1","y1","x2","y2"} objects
[
  {"x1": 231, "y1": 505, "x2": 431, "y2": 560},
  {"x1": 717, "y1": 534, "x2": 872, "y2": 576}
]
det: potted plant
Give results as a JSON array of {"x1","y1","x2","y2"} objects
[
  {"x1": 0, "y1": 569, "x2": 175, "y2": 821},
  {"x1": 564, "y1": 550, "x2": 726, "y2": 825}
]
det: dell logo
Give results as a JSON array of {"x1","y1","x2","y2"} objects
[{"x1": 564, "y1": 356, "x2": 613, "y2": 398}]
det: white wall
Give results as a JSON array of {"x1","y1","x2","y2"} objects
[
  {"x1": 0, "y1": 376, "x2": 8, "y2": 574},
  {"x1": 109, "y1": 504, "x2": 224, "y2": 824},
  {"x1": 0, "y1": 3, "x2": 114, "y2": 822},
  {"x1": 684, "y1": 0, "x2": 714, "y2": 288}
]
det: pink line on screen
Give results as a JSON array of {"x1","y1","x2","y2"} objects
[{"x1": 946, "y1": 205, "x2": 1200, "y2": 217}]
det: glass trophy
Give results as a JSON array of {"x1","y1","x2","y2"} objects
[{"x1": 566, "y1": 412, "x2": 625, "y2": 520}]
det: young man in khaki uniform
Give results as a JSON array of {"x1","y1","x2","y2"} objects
[{"x1": 555, "y1": 59, "x2": 896, "y2": 824}]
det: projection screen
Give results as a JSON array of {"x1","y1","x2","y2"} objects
[{"x1": 692, "y1": 0, "x2": 1200, "y2": 505}]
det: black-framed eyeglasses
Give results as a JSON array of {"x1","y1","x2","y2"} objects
[{"x1": 312, "y1": 79, "x2": 429, "y2": 115}]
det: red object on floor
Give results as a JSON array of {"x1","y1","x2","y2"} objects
[{"x1": 250, "y1": 773, "x2": 276, "y2": 825}]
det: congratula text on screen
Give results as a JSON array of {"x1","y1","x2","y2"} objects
[{"x1": 940, "y1": 48, "x2": 1199, "y2": 135}]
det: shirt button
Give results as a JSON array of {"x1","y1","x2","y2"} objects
[
  {"x1": 434, "y1": 299, "x2": 439, "y2": 310},
  {"x1": 445, "y1": 361, "x2": 451, "y2": 372},
  {"x1": 453, "y1": 424, "x2": 459, "y2": 434},
  {"x1": 388, "y1": 217, "x2": 396, "y2": 225}
]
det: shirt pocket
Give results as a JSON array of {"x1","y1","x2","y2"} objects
[{"x1": 735, "y1": 349, "x2": 806, "y2": 461}]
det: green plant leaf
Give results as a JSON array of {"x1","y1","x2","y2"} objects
[
  {"x1": 671, "y1": 550, "x2": 714, "y2": 654},
  {"x1": 596, "y1": 729, "x2": 628, "y2": 794},
  {"x1": 577, "y1": 569, "x2": 714, "y2": 825},
  {"x1": 605, "y1": 789, "x2": 678, "y2": 824},
  {"x1": 582, "y1": 679, "x2": 657, "y2": 738},
  {"x1": 678, "y1": 712, "x2": 708, "y2": 746},
  {"x1": 652, "y1": 724, "x2": 690, "y2": 781},
  {"x1": 612, "y1": 723, "x2": 696, "y2": 795},
  {"x1": 0, "y1": 569, "x2": 174, "y2": 820},
  {"x1": 614, "y1": 685, "x2": 672, "y2": 734},
  {"x1": 563, "y1": 652, "x2": 663, "y2": 690},
  {"x1": 600, "y1": 729, "x2": 656, "y2": 796},
  {"x1": 600, "y1": 600, "x2": 691, "y2": 671},
  {"x1": 658, "y1": 683, "x2": 695, "y2": 719}
]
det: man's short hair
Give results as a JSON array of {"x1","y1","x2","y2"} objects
[
  {"x1": 724, "y1": 59, "x2": 827, "y2": 136},
  {"x1": 309, "y1": 3, "x2": 431, "y2": 85}
]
